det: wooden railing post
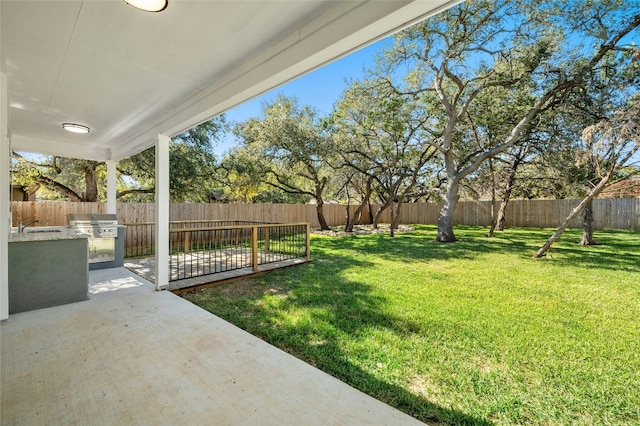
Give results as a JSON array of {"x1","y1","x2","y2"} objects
[
  {"x1": 251, "y1": 226, "x2": 258, "y2": 272},
  {"x1": 183, "y1": 222, "x2": 190, "y2": 254}
]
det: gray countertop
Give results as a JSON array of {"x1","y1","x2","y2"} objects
[{"x1": 9, "y1": 226, "x2": 89, "y2": 243}]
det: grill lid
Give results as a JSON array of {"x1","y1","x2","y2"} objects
[
  {"x1": 68, "y1": 214, "x2": 118, "y2": 237},
  {"x1": 68, "y1": 213, "x2": 118, "y2": 226}
]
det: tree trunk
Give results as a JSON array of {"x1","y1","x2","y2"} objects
[
  {"x1": 372, "y1": 200, "x2": 391, "y2": 229},
  {"x1": 316, "y1": 198, "x2": 330, "y2": 231},
  {"x1": 313, "y1": 179, "x2": 330, "y2": 231},
  {"x1": 366, "y1": 201, "x2": 374, "y2": 224},
  {"x1": 580, "y1": 153, "x2": 598, "y2": 246},
  {"x1": 345, "y1": 180, "x2": 372, "y2": 233},
  {"x1": 534, "y1": 169, "x2": 614, "y2": 258},
  {"x1": 393, "y1": 200, "x2": 402, "y2": 230},
  {"x1": 436, "y1": 178, "x2": 460, "y2": 242},
  {"x1": 496, "y1": 160, "x2": 519, "y2": 231},
  {"x1": 487, "y1": 159, "x2": 497, "y2": 238},
  {"x1": 84, "y1": 165, "x2": 98, "y2": 202},
  {"x1": 580, "y1": 200, "x2": 597, "y2": 245},
  {"x1": 344, "y1": 206, "x2": 361, "y2": 233},
  {"x1": 344, "y1": 190, "x2": 352, "y2": 232},
  {"x1": 390, "y1": 202, "x2": 396, "y2": 237},
  {"x1": 495, "y1": 198, "x2": 509, "y2": 231},
  {"x1": 389, "y1": 200, "x2": 403, "y2": 237},
  {"x1": 487, "y1": 208, "x2": 497, "y2": 238}
]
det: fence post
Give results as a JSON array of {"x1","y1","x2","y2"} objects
[
  {"x1": 251, "y1": 226, "x2": 259, "y2": 272},
  {"x1": 183, "y1": 222, "x2": 190, "y2": 254}
]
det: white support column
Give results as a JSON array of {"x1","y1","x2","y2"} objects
[
  {"x1": 155, "y1": 134, "x2": 170, "y2": 290},
  {"x1": 1, "y1": 73, "x2": 11, "y2": 320},
  {"x1": 106, "y1": 160, "x2": 117, "y2": 214}
]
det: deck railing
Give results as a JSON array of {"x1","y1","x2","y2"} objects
[
  {"x1": 123, "y1": 220, "x2": 262, "y2": 258},
  {"x1": 123, "y1": 220, "x2": 310, "y2": 282}
]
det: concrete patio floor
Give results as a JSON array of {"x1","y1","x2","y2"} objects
[{"x1": 2, "y1": 268, "x2": 424, "y2": 425}]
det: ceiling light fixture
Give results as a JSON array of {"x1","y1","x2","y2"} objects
[
  {"x1": 62, "y1": 123, "x2": 91, "y2": 134},
  {"x1": 123, "y1": 0, "x2": 168, "y2": 12}
]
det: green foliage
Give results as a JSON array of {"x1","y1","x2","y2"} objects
[
  {"x1": 330, "y1": 78, "x2": 441, "y2": 231},
  {"x1": 11, "y1": 154, "x2": 106, "y2": 201},
  {"x1": 117, "y1": 116, "x2": 229, "y2": 202},
  {"x1": 187, "y1": 226, "x2": 640, "y2": 425},
  {"x1": 217, "y1": 147, "x2": 275, "y2": 203},
  {"x1": 364, "y1": 0, "x2": 640, "y2": 241},
  {"x1": 11, "y1": 117, "x2": 229, "y2": 203},
  {"x1": 229, "y1": 95, "x2": 333, "y2": 200},
  {"x1": 224, "y1": 96, "x2": 333, "y2": 226}
]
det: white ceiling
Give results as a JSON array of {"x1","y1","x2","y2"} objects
[{"x1": 1, "y1": 0, "x2": 460, "y2": 161}]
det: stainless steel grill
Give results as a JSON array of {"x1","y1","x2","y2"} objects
[
  {"x1": 68, "y1": 213, "x2": 118, "y2": 238},
  {"x1": 68, "y1": 214, "x2": 118, "y2": 263}
]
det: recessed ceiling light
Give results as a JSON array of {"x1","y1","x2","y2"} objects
[
  {"x1": 62, "y1": 123, "x2": 91, "y2": 134},
  {"x1": 123, "y1": 0, "x2": 168, "y2": 12}
]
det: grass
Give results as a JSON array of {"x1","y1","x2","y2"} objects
[{"x1": 184, "y1": 225, "x2": 640, "y2": 425}]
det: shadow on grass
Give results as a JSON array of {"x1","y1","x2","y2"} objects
[
  {"x1": 187, "y1": 226, "x2": 638, "y2": 424},
  {"x1": 526, "y1": 228, "x2": 640, "y2": 273},
  {"x1": 300, "y1": 339, "x2": 493, "y2": 426},
  {"x1": 315, "y1": 225, "x2": 640, "y2": 273},
  {"x1": 188, "y1": 249, "x2": 494, "y2": 426},
  {"x1": 311, "y1": 228, "x2": 488, "y2": 263},
  {"x1": 540, "y1": 244, "x2": 640, "y2": 272}
]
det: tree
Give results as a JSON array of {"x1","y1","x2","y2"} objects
[
  {"x1": 458, "y1": 82, "x2": 543, "y2": 236},
  {"x1": 481, "y1": 105, "x2": 587, "y2": 236},
  {"x1": 534, "y1": 101, "x2": 640, "y2": 258},
  {"x1": 343, "y1": 172, "x2": 375, "y2": 232},
  {"x1": 233, "y1": 96, "x2": 333, "y2": 229},
  {"x1": 117, "y1": 116, "x2": 228, "y2": 202},
  {"x1": 369, "y1": 0, "x2": 640, "y2": 242},
  {"x1": 331, "y1": 80, "x2": 438, "y2": 236},
  {"x1": 12, "y1": 154, "x2": 105, "y2": 201},
  {"x1": 12, "y1": 117, "x2": 228, "y2": 203}
]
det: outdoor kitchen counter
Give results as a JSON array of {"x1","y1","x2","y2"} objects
[
  {"x1": 8, "y1": 228, "x2": 89, "y2": 314},
  {"x1": 8, "y1": 226, "x2": 89, "y2": 242}
]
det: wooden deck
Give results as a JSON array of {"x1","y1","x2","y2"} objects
[
  {"x1": 1, "y1": 268, "x2": 424, "y2": 425},
  {"x1": 124, "y1": 253, "x2": 310, "y2": 293}
]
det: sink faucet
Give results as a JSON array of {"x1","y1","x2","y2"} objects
[{"x1": 18, "y1": 219, "x2": 40, "y2": 233}]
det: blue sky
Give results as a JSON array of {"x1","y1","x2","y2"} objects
[{"x1": 216, "y1": 38, "x2": 391, "y2": 155}]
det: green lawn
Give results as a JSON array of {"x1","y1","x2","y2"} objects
[{"x1": 185, "y1": 225, "x2": 640, "y2": 425}]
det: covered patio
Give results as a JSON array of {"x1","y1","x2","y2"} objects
[
  {"x1": 1, "y1": 1, "x2": 460, "y2": 423},
  {"x1": 1, "y1": 0, "x2": 462, "y2": 306},
  {"x1": 2, "y1": 268, "x2": 423, "y2": 425}
]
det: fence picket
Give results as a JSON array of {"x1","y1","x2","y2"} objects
[{"x1": 10, "y1": 198, "x2": 640, "y2": 231}]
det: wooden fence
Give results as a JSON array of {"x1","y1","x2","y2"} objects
[{"x1": 10, "y1": 198, "x2": 640, "y2": 231}]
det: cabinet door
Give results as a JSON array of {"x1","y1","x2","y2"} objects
[{"x1": 89, "y1": 238, "x2": 115, "y2": 263}]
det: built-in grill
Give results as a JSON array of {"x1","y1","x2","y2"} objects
[{"x1": 68, "y1": 214, "x2": 119, "y2": 263}]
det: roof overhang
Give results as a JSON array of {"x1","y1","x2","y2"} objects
[{"x1": 1, "y1": 0, "x2": 461, "y2": 161}]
